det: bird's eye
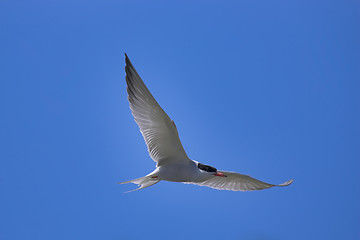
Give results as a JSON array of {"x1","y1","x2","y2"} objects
[{"x1": 197, "y1": 163, "x2": 217, "y2": 173}]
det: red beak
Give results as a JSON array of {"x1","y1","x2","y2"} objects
[{"x1": 213, "y1": 172, "x2": 227, "y2": 177}]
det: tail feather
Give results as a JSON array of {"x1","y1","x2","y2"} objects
[{"x1": 118, "y1": 175, "x2": 160, "y2": 193}]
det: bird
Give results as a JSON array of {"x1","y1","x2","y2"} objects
[{"x1": 119, "y1": 54, "x2": 293, "y2": 192}]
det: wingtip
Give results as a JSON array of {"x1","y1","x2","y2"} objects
[
  {"x1": 279, "y1": 179, "x2": 293, "y2": 187},
  {"x1": 125, "y1": 53, "x2": 133, "y2": 68}
]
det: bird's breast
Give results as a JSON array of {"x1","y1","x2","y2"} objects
[{"x1": 157, "y1": 162, "x2": 202, "y2": 182}]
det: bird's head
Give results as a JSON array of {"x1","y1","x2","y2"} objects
[{"x1": 197, "y1": 162, "x2": 227, "y2": 177}]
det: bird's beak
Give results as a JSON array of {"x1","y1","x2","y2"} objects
[{"x1": 213, "y1": 172, "x2": 227, "y2": 177}]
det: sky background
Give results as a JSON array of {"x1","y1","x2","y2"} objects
[{"x1": 1, "y1": 1, "x2": 359, "y2": 239}]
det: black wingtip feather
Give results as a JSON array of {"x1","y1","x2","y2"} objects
[
  {"x1": 125, "y1": 54, "x2": 135, "y2": 73},
  {"x1": 125, "y1": 53, "x2": 131, "y2": 67}
]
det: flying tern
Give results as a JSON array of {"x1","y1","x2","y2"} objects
[{"x1": 119, "y1": 54, "x2": 293, "y2": 192}]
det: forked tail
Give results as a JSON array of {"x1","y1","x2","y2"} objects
[{"x1": 118, "y1": 174, "x2": 160, "y2": 193}]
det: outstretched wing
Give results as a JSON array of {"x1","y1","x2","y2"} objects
[
  {"x1": 189, "y1": 171, "x2": 293, "y2": 191},
  {"x1": 125, "y1": 54, "x2": 190, "y2": 166}
]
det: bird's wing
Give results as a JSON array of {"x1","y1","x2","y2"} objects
[
  {"x1": 125, "y1": 54, "x2": 190, "y2": 166},
  {"x1": 188, "y1": 171, "x2": 293, "y2": 191}
]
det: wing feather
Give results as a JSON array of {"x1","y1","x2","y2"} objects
[
  {"x1": 125, "y1": 54, "x2": 189, "y2": 165},
  {"x1": 189, "y1": 171, "x2": 293, "y2": 191}
]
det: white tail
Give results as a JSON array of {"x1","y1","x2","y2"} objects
[{"x1": 118, "y1": 174, "x2": 160, "y2": 193}]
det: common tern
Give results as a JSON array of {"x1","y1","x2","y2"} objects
[{"x1": 119, "y1": 54, "x2": 293, "y2": 192}]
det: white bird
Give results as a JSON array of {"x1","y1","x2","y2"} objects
[{"x1": 119, "y1": 54, "x2": 293, "y2": 192}]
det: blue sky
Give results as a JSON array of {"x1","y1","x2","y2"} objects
[{"x1": 1, "y1": 1, "x2": 359, "y2": 239}]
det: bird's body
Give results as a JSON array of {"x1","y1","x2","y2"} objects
[
  {"x1": 119, "y1": 54, "x2": 293, "y2": 192},
  {"x1": 156, "y1": 160, "x2": 215, "y2": 183},
  {"x1": 157, "y1": 161, "x2": 197, "y2": 182}
]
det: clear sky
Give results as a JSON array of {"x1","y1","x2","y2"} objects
[{"x1": 1, "y1": 1, "x2": 359, "y2": 239}]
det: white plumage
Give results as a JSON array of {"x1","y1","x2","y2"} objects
[{"x1": 119, "y1": 54, "x2": 293, "y2": 192}]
